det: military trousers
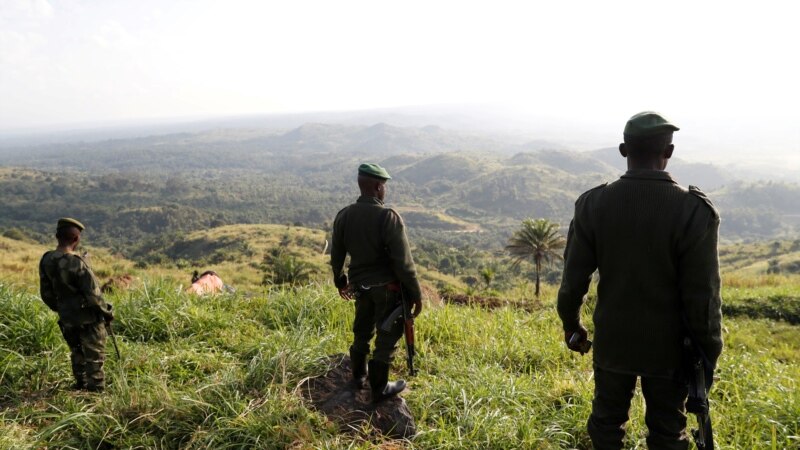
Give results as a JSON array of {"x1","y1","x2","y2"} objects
[
  {"x1": 59, "y1": 320, "x2": 107, "y2": 391},
  {"x1": 349, "y1": 284, "x2": 404, "y2": 364},
  {"x1": 588, "y1": 366, "x2": 689, "y2": 450}
]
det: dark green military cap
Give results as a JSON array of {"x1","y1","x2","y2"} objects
[
  {"x1": 358, "y1": 163, "x2": 392, "y2": 180},
  {"x1": 57, "y1": 217, "x2": 85, "y2": 231},
  {"x1": 624, "y1": 111, "x2": 680, "y2": 137}
]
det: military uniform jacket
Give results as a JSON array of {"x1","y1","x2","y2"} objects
[
  {"x1": 39, "y1": 250, "x2": 109, "y2": 326},
  {"x1": 557, "y1": 170, "x2": 723, "y2": 378},
  {"x1": 331, "y1": 196, "x2": 422, "y2": 301}
]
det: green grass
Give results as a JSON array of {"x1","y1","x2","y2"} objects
[
  {"x1": 1, "y1": 278, "x2": 799, "y2": 449},
  {"x1": 723, "y1": 275, "x2": 800, "y2": 324}
]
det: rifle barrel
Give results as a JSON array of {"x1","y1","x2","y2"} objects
[{"x1": 106, "y1": 322, "x2": 121, "y2": 359}]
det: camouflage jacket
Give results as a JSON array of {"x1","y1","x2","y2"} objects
[{"x1": 39, "y1": 250, "x2": 109, "y2": 326}]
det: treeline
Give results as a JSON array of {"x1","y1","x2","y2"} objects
[{"x1": 2, "y1": 123, "x2": 800, "y2": 259}]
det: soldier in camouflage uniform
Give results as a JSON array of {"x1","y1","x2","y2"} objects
[
  {"x1": 39, "y1": 218, "x2": 114, "y2": 392},
  {"x1": 331, "y1": 163, "x2": 423, "y2": 402},
  {"x1": 557, "y1": 112, "x2": 723, "y2": 449}
]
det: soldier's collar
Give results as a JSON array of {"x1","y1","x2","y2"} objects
[
  {"x1": 621, "y1": 169, "x2": 676, "y2": 183},
  {"x1": 356, "y1": 195, "x2": 384, "y2": 205}
]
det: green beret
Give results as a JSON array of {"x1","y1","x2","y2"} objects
[
  {"x1": 57, "y1": 217, "x2": 85, "y2": 231},
  {"x1": 358, "y1": 163, "x2": 392, "y2": 180},
  {"x1": 624, "y1": 111, "x2": 680, "y2": 137}
]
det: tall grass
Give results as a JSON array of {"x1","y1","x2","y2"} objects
[{"x1": 1, "y1": 280, "x2": 799, "y2": 449}]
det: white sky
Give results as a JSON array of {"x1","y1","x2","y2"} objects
[{"x1": 1, "y1": 0, "x2": 798, "y2": 148}]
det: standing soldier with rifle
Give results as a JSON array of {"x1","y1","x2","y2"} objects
[
  {"x1": 39, "y1": 218, "x2": 115, "y2": 392},
  {"x1": 331, "y1": 163, "x2": 423, "y2": 403},
  {"x1": 557, "y1": 112, "x2": 723, "y2": 449}
]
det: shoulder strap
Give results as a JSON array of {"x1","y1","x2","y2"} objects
[
  {"x1": 688, "y1": 185, "x2": 719, "y2": 219},
  {"x1": 576, "y1": 182, "x2": 608, "y2": 204}
]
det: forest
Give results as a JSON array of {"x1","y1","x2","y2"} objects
[
  {"x1": 1, "y1": 123, "x2": 800, "y2": 448},
  {"x1": 2, "y1": 123, "x2": 800, "y2": 263}
]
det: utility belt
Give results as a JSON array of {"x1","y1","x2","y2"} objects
[{"x1": 353, "y1": 280, "x2": 401, "y2": 298}]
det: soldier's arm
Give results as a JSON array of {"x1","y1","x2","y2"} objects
[
  {"x1": 557, "y1": 202, "x2": 597, "y2": 333},
  {"x1": 38, "y1": 256, "x2": 59, "y2": 312},
  {"x1": 73, "y1": 256, "x2": 110, "y2": 314},
  {"x1": 330, "y1": 209, "x2": 348, "y2": 289},
  {"x1": 384, "y1": 210, "x2": 423, "y2": 303},
  {"x1": 678, "y1": 203, "x2": 723, "y2": 368}
]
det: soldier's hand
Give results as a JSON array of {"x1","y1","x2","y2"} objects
[
  {"x1": 338, "y1": 285, "x2": 353, "y2": 300},
  {"x1": 102, "y1": 304, "x2": 115, "y2": 323},
  {"x1": 411, "y1": 298, "x2": 423, "y2": 318},
  {"x1": 565, "y1": 325, "x2": 590, "y2": 354}
]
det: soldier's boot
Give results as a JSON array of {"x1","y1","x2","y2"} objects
[
  {"x1": 72, "y1": 375, "x2": 86, "y2": 391},
  {"x1": 368, "y1": 360, "x2": 406, "y2": 403},
  {"x1": 350, "y1": 350, "x2": 368, "y2": 390}
]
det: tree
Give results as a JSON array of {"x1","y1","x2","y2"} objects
[
  {"x1": 261, "y1": 248, "x2": 315, "y2": 285},
  {"x1": 480, "y1": 267, "x2": 495, "y2": 289},
  {"x1": 767, "y1": 258, "x2": 781, "y2": 275},
  {"x1": 505, "y1": 218, "x2": 566, "y2": 297}
]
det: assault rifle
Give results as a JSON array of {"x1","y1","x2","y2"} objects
[
  {"x1": 102, "y1": 303, "x2": 121, "y2": 359},
  {"x1": 380, "y1": 285, "x2": 416, "y2": 376},
  {"x1": 106, "y1": 320, "x2": 121, "y2": 360},
  {"x1": 683, "y1": 334, "x2": 714, "y2": 449}
]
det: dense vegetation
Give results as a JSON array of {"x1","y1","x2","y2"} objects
[
  {"x1": 2, "y1": 122, "x2": 800, "y2": 448},
  {"x1": 2, "y1": 124, "x2": 800, "y2": 262},
  {"x1": 2, "y1": 223, "x2": 800, "y2": 448},
  {"x1": 1, "y1": 272, "x2": 798, "y2": 448}
]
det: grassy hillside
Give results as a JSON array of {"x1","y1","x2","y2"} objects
[
  {"x1": 720, "y1": 239, "x2": 800, "y2": 276},
  {"x1": 1, "y1": 274, "x2": 798, "y2": 448},
  {"x1": 2, "y1": 223, "x2": 466, "y2": 305},
  {"x1": 2, "y1": 230, "x2": 800, "y2": 448}
]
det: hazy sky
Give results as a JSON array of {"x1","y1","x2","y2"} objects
[{"x1": 1, "y1": 0, "x2": 798, "y2": 143}]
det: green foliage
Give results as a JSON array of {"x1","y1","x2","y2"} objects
[
  {"x1": 479, "y1": 267, "x2": 495, "y2": 289},
  {"x1": 2, "y1": 228, "x2": 30, "y2": 242},
  {"x1": 1, "y1": 276, "x2": 799, "y2": 448},
  {"x1": 506, "y1": 218, "x2": 566, "y2": 296},
  {"x1": 261, "y1": 248, "x2": 317, "y2": 286},
  {"x1": 2, "y1": 131, "x2": 800, "y2": 267}
]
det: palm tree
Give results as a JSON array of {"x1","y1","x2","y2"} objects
[
  {"x1": 262, "y1": 248, "x2": 315, "y2": 285},
  {"x1": 505, "y1": 218, "x2": 566, "y2": 297},
  {"x1": 480, "y1": 267, "x2": 495, "y2": 289}
]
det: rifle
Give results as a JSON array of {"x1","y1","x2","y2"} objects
[
  {"x1": 380, "y1": 285, "x2": 416, "y2": 376},
  {"x1": 86, "y1": 295, "x2": 121, "y2": 360},
  {"x1": 683, "y1": 335, "x2": 714, "y2": 449},
  {"x1": 105, "y1": 319, "x2": 121, "y2": 359},
  {"x1": 103, "y1": 303, "x2": 121, "y2": 359}
]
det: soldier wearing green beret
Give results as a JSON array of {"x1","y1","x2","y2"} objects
[
  {"x1": 331, "y1": 163, "x2": 423, "y2": 402},
  {"x1": 39, "y1": 218, "x2": 114, "y2": 392},
  {"x1": 557, "y1": 112, "x2": 723, "y2": 449}
]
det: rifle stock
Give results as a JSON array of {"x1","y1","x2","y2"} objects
[
  {"x1": 379, "y1": 286, "x2": 416, "y2": 376},
  {"x1": 684, "y1": 336, "x2": 714, "y2": 449},
  {"x1": 400, "y1": 286, "x2": 416, "y2": 376},
  {"x1": 106, "y1": 320, "x2": 121, "y2": 360}
]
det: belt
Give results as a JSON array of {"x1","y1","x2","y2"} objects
[{"x1": 356, "y1": 280, "x2": 400, "y2": 291}]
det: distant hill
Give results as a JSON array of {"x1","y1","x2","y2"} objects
[{"x1": 1, "y1": 124, "x2": 799, "y2": 246}]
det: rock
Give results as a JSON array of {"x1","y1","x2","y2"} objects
[{"x1": 298, "y1": 354, "x2": 417, "y2": 439}]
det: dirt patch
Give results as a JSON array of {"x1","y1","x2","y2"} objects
[
  {"x1": 441, "y1": 292, "x2": 543, "y2": 312},
  {"x1": 297, "y1": 354, "x2": 416, "y2": 440}
]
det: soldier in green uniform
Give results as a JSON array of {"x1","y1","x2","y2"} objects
[
  {"x1": 557, "y1": 112, "x2": 723, "y2": 449},
  {"x1": 331, "y1": 163, "x2": 423, "y2": 402},
  {"x1": 39, "y1": 218, "x2": 114, "y2": 392}
]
